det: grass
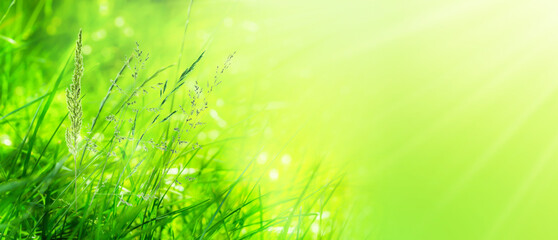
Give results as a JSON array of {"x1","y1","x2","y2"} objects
[
  {"x1": 65, "y1": 29, "x2": 83, "y2": 211},
  {"x1": 0, "y1": 1, "x2": 348, "y2": 239}
]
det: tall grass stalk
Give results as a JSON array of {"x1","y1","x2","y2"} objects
[{"x1": 65, "y1": 29, "x2": 84, "y2": 210}]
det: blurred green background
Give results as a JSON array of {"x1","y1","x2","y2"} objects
[{"x1": 3, "y1": 0, "x2": 558, "y2": 239}]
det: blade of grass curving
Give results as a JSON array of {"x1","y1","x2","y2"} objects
[
  {"x1": 22, "y1": 47, "x2": 73, "y2": 177},
  {"x1": 159, "y1": 51, "x2": 205, "y2": 107},
  {"x1": 159, "y1": 51, "x2": 205, "y2": 108},
  {"x1": 157, "y1": 148, "x2": 200, "y2": 209},
  {"x1": 258, "y1": 186, "x2": 264, "y2": 240},
  {"x1": 0, "y1": 0, "x2": 15, "y2": 26},
  {"x1": 79, "y1": 55, "x2": 132, "y2": 168},
  {"x1": 0, "y1": 91, "x2": 49, "y2": 123},
  {"x1": 177, "y1": 51, "x2": 204, "y2": 84},
  {"x1": 40, "y1": 186, "x2": 51, "y2": 239},
  {"x1": 241, "y1": 126, "x2": 302, "y2": 214},
  {"x1": 296, "y1": 206, "x2": 302, "y2": 239},
  {"x1": 6, "y1": 99, "x2": 43, "y2": 178},
  {"x1": 90, "y1": 56, "x2": 132, "y2": 132},
  {"x1": 280, "y1": 163, "x2": 321, "y2": 239},
  {"x1": 198, "y1": 150, "x2": 259, "y2": 240},
  {"x1": 161, "y1": 110, "x2": 177, "y2": 123},
  {"x1": 169, "y1": 0, "x2": 194, "y2": 113},
  {"x1": 237, "y1": 219, "x2": 290, "y2": 240},
  {"x1": 203, "y1": 195, "x2": 268, "y2": 239},
  {"x1": 112, "y1": 64, "x2": 174, "y2": 116},
  {"x1": 31, "y1": 112, "x2": 68, "y2": 172},
  {"x1": 174, "y1": 0, "x2": 194, "y2": 82},
  {"x1": 21, "y1": 0, "x2": 44, "y2": 37},
  {"x1": 300, "y1": 214, "x2": 319, "y2": 239},
  {"x1": 127, "y1": 199, "x2": 211, "y2": 233}
]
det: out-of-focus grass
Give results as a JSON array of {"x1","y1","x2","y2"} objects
[{"x1": 0, "y1": 0, "x2": 349, "y2": 239}]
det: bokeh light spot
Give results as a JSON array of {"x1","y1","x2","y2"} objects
[
  {"x1": 83, "y1": 45, "x2": 92, "y2": 55},
  {"x1": 311, "y1": 223, "x2": 319, "y2": 234},
  {"x1": 93, "y1": 29, "x2": 107, "y2": 41},
  {"x1": 242, "y1": 21, "x2": 259, "y2": 32},
  {"x1": 123, "y1": 27, "x2": 134, "y2": 37},
  {"x1": 197, "y1": 132, "x2": 207, "y2": 141},
  {"x1": 115, "y1": 17, "x2": 125, "y2": 27},
  {"x1": 281, "y1": 154, "x2": 292, "y2": 165},
  {"x1": 257, "y1": 152, "x2": 268, "y2": 165},
  {"x1": 208, "y1": 130, "x2": 219, "y2": 140},
  {"x1": 269, "y1": 169, "x2": 279, "y2": 181},
  {"x1": 1, "y1": 136, "x2": 12, "y2": 146}
]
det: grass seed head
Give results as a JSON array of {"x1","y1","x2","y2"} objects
[{"x1": 65, "y1": 29, "x2": 84, "y2": 155}]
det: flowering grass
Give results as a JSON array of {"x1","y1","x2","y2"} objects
[{"x1": 0, "y1": 1, "x2": 349, "y2": 239}]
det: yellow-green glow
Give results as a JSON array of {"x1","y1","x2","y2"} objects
[{"x1": 3, "y1": 0, "x2": 558, "y2": 239}]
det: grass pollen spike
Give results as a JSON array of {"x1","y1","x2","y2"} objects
[{"x1": 65, "y1": 29, "x2": 84, "y2": 210}]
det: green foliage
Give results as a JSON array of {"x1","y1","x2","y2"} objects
[{"x1": 0, "y1": 1, "x2": 347, "y2": 239}]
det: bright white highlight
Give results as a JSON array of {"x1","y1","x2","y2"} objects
[
  {"x1": 269, "y1": 169, "x2": 279, "y2": 181},
  {"x1": 257, "y1": 152, "x2": 268, "y2": 165},
  {"x1": 2, "y1": 138, "x2": 12, "y2": 146},
  {"x1": 115, "y1": 17, "x2": 125, "y2": 27},
  {"x1": 281, "y1": 154, "x2": 292, "y2": 165}
]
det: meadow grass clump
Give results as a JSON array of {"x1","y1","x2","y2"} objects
[{"x1": 0, "y1": 3, "x2": 349, "y2": 239}]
